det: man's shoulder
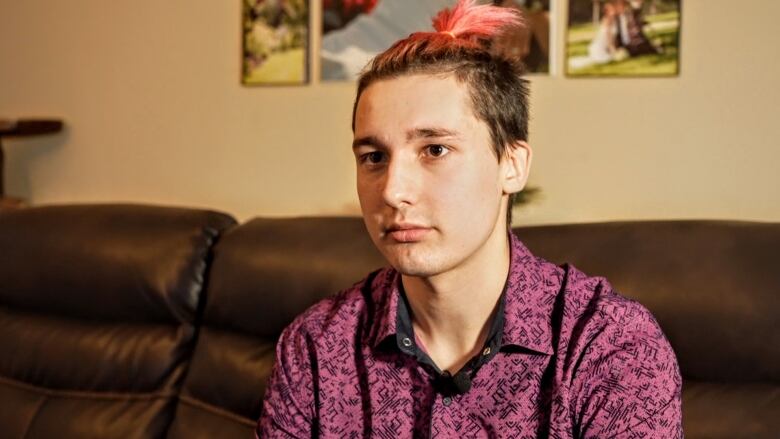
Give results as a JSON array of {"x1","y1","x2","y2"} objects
[
  {"x1": 558, "y1": 263, "x2": 661, "y2": 334},
  {"x1": 553, "y1": 263, "x2": 678, "y2": 386},
  {"x1": 554, "y1": 266, "x2": 682, "y2": 436},
  {"x1": 281, "y1": 266, "x2": 392, "y2": 341}
]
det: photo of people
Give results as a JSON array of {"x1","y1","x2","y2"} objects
[
  {"x1": 322, "y1": 0, "x2": 551, "y2": 81},
  {"x1": 242, "y1": 0, "x2": 309, "y2": 85},
  {"x1": 566, "y1": 0, "x2": 680, "y2": 76}
]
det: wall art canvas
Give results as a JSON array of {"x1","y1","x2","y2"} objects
[
  {"x1": 490, "y1": 1, "x2": 551, "y2": 74},
  {"x1": 321, "y1": 0, "x2": 551, "y2": 81},
  {"x1": 566, "y1": 0, "x2": 681, "y2": 76},
  {"x1": 243, "y1": 0, "x2": 309, "y2": 85}
]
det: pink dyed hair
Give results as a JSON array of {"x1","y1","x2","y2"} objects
[
  {"x1": 374, "y1": 0, "x2": 523, "y2": 65},
  {"x1": 431, "y1": 0, "x2": 523, "y2": 41}
]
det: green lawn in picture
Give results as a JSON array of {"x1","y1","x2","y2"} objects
[
  {"x1": 645, "y1": 11, "x2": 679, "y2": 23},
  {"x1": 566, "y1": 11, "x2": 680, "y2": 76},
  {"x1": 568, "y1": 21, "x2": 600, "y2": 44},
  {"x1": 244, "y1": 48, "x2": 306, "y2": 84}
]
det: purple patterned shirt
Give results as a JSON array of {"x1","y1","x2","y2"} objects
[{"x1": 258, "y1": 233, "x2": 682, "y2": 438}]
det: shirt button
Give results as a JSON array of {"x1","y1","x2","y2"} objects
[
  {"x1": 402, "y1": 337, "x2": 413, "y2": 347},
  {"x1": 482, "y1": 347, "x2": 491, "y2": 356},
  {"x1": 442, "y1": 396, "x2": 452, "y2": 406}
]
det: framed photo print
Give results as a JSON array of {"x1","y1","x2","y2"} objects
[
  {"x1": 566, "y1": 0, "x2": 681, "y2": 77},
  {"x1": 490, "y1": 1, "x2": 551, "y2": 74},
  {"x1": 321, "y1": 0, "x2": 551, "y2": 81},
  {"x1": 242, "y1": 0, "x2": 310, "y2": 85}
]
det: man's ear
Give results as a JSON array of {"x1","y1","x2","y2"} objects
[{"x1": 501, "y1": 140, "x2": 532, "y2": 195}]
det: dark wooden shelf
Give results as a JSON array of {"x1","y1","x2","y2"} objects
[
  {"x1": 0, "y1": 119, "x2": 63, "y2": 137},
  {"x1": 0, "y1": 118, "x2": 64, "y2": 200}
]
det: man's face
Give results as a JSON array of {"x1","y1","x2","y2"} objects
[{"x1": 353, "y1": 74, "x2": 510, "y2": 278}]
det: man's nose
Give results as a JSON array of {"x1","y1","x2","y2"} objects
[{"x1": 381, "y1": 156, "x2": 419, "y2": 209}]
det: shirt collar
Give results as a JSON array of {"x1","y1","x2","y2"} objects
[
  {"x1": 367, "y1": 231, "x2": 559, "y2": 356},
  {"x1": 366, "y1": 268, "x2": 401, "y2": 350}
]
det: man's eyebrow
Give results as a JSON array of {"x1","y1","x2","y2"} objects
[
  {"x1": 352, "y1": 128, "x2": 460, "y2": 150},
  {"x1": 407, "y1": 127, "x2": 461, "y2": 142},
  {"x1": 352, "y1": 135, "x2": 387, "y2": 150}
]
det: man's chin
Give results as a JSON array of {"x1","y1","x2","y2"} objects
[
  {"x1": 392, "y1": 264, "x2": 436, "y2": 278},
  {"x1": 385, "y1": 253, "x2": 442, "y2": 278}
]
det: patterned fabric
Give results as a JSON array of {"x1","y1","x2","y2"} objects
[{"x1": 257, "y1": 233, "x2": 683, "y2": 438}]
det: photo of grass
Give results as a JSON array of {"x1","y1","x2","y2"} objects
[
  {"x1": 242, "y1": 0, "x2": 309, "y2": 85},
  {"x1": 566, "y1": 0, "x2": 680, "y2": 77}
]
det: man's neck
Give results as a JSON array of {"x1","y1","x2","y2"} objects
[{"x1": 401, "y1": 228, "x2": 511, "y2": 373}]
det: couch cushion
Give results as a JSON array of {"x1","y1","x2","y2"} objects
[{"x1": 0, "y1": 204, "x2": 236, "y2": 439}]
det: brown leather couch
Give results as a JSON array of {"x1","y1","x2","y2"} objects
[{"x1": 0, "y1": 204, "x2": 777, "y2": 438}]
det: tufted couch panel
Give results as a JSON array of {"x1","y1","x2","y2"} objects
[{"x1": 0, "y1": 205, "x2": 236, "y2": 438}]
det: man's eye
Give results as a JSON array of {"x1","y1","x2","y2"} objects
[
  {"x1": 425, "y1": 144, "x2": 449, "y2": 158},
  {"x1": 360, "y1": 151, "x2": 386, "y2": 164}
]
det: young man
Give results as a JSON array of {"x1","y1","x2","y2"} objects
[{"x1": 258, "y1": 1, "x2": 682, "y2": 437}]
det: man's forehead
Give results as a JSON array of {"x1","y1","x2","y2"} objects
[
  {"x1": 354, "y1": 74, "x2": 479, "y2": 138},
  {"x1": 359, "y1": 73, "x2": 467, "y2": 107}
]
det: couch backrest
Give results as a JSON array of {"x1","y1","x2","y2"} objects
[{"x1": 0, "y1": 204, "x2": 235, "y2": 439}]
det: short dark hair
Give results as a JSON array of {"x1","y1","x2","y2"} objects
[{"x1": 351, "y1": 1, "x2": 529, "y2": 226}]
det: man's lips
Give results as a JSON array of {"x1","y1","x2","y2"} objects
[{"x1": 384, "y1": 224, "x2": 431, "y2": 243}]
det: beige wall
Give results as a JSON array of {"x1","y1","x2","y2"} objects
[{"x1": 1, "y1": 0, "x2": 778, "y2": 224}]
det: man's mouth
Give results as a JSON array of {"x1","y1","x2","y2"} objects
[{"x1": 384, "y1": 223, "x2": 431, "y2": 243}]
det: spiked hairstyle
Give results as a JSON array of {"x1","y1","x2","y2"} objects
[{"x1": 351, "y1": 0, "x2": 529, "y2": 226}]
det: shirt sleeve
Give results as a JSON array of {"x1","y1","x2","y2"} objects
[
  {"x1": 256, "y1": 320, "x2": 316, "y2": 438},
  {"x1": 571, "y1": 300, "x2": 683, "y2": 438}
]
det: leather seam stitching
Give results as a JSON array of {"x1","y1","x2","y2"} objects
[
  {"x1": 21, "y1": 394, "x2": 47, "y2": 439},
  {"x1": 178, "y1": 394, "x2": 255, "y2": 426},
  {"x1": 0, "y1": 374, "x2": 176, "y2": 400}
]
